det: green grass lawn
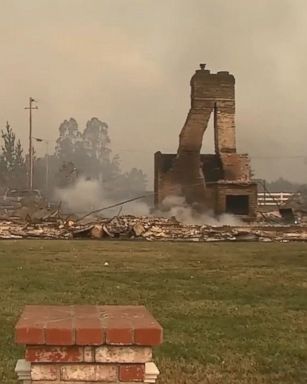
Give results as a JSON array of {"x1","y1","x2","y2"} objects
[{"x1": 0, "y1": 241, "x2": 307, "y2": 383}]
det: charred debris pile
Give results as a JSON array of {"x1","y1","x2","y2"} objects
[{"x1": 0, "y1": 197, "x2": 306, "y2": 242}]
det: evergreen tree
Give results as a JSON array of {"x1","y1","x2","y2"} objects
[
  {"x1": 1, "y1": 122, "x2": 16, "y2": 173},
  {"x1": 0, "y1": 122, "x2": 27, "y2": 188}
]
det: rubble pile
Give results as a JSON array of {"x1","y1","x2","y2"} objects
[
  {"x1": 80, "y1": 215, "x2": 307, "y2": 242},
  {"x1": 0, "y1": 213, "x2": 307, "y2": 242},
  {"x1": 0, "y1": 221, "x2": 70, "y2": 239}
]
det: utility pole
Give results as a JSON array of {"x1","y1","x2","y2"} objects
[
  {"x1": 25, "y1": 97, "x2": 38, "y2": 190},
  {"x1": 45, "y1": 140, "x2": 49, "y2": 196}
]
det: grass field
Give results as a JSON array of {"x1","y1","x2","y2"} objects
[{"x1": 0, "y1": 240, "x2": 306, "y2": 383}]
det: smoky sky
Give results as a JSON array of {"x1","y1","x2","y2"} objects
[{"x1": 0, "y1": 0, "x2": 306, "y2": 184}]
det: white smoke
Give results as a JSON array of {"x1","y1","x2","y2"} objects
[
  {"x1": 54, "y1": 178, "x2": 104, "y2": 213},
  {"x1": 54, "y1": 177, "x2": 150, "y2": 216},
  {"x1": 54, "y1": 179, "x2": 241, "y2": 225},
  {"x1": 156, "y1": 195, "x2": 243, "y2": 226},
  {"x1": 120, "y1": 201, "x2": 150, "y2": 216}
]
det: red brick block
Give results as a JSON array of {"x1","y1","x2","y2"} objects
[
  {"x1": 15, "y1": 305, "x2": 163, "y2": 347},
  {"x1": 132, "y1": 310, "x2": 163, "y2": 346},
  {"x1": 74, "y1": 305, "x2": 99, "y2": 318},
  {"x1": 47, "y1": 306, "x2": 72, "y2": 320},
  {"x1": 134, "y1": 325, "x2": 163, "y2": 346},
  {"x1": 45, "y1": 319, "x2": 74, "y2": 345},
  {"x1": 119, "y1": 364, "x2": 145, "y2": 382},
  {"x1": 75, "y1": 318, "x2": 104, "y2": 345},
  {"x1": 26, "y1": 346, "x2": 83, "y2": 363},
  {"x1": 15, "y1": 321, "x2": 45, "y2": 345},
  {"x1": 106, "y1": 324, "x2": 133, "y2": 345},
  {"x1": 106, "y1": 319, "x2": 133, "y2": 345}
]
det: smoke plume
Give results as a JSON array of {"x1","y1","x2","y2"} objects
[
  {"x1": 54, "y1": 178, "x2": 150, "y2": 217},
  {"x1": 55, "y1": 178, "x2": 242, "y2": 226}
]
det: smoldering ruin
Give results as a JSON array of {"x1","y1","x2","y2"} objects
[
  {"x1": 0, "y1": 64, "x2": 307, "y2": 242},
  {"x1": 155, "y1": 64, "x2": 257, "y2": 218}
]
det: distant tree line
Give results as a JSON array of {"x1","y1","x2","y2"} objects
[{"x1": 0, "y1": 118, "x2": 147, "y2": 200}]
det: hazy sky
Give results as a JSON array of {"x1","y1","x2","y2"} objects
[{"x1": 0, "y1": 0, "x2": 306, "y2": 184}]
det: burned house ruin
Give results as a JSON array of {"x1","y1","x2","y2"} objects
[{"x1": 154, "y1": 64, "x2": 257, "y2": 218}]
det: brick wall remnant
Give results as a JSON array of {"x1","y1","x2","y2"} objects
[
  {"x1": 15, "y1": 305, "x2": 162, "y2": 384},
  {"x1": 154, "y1": 64, "x2": 257, "y2": 218}
]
